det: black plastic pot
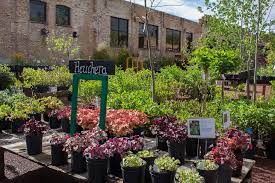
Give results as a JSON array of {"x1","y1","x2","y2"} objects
[
  {"x1": 109, "y1": 153, "x2": 122, "y2": 177},
  {"x1": 33, "y1": 85, "x2": 49, "y2": 93},
  {"x1": 76, "y1": 124, "x2": 83, "y2": 133},
  {"x1": 51, "y1": 144, "x2": 68, "y2": 166},
  {"x1": 150, "y1": 168, "x2": 175, "y2": 183},
  {"x1": 156, "y1": 136, "x2": 168, "y2": 151},
  {"x1": 26, "y1": 134, "x2": 43, "y2": 155},
  {"x1": 197, "y1": 169, "x2": 218, "y2": 183},
  {"x1": 61, "y1": 118, "x2": 70, "y2": 133},
  {"x1": 87, "y1": 158, "x2": 108, "y2": 183},
  {"x1": 57, "y1": 86, "x2": 69, "y2": 91},
  {"x1": 43, "y1": 113, "x2": 50, "y2": 122},
  {"x1": 265, "y1": 137, "x2": 275, "y2": 160},
  {"x1": 217, "y1": 165, "x2": 233, "y2": 183},
  {"x1": 49, "y1": 116, "x2": 61, "y2": 129},
  {"x1": 23, "y1": 88, "x2": 33, "y2": 97},
  {"x1": 71, "y1": 151, "x2": 86, "y2": 173},
  {"x1": 142, "y1": 156, "x2": 157, "y2": 183},
  {"x1": 133, "y1": 127, "x2": 144, "y2": 136},
  {"x1": 2, "y1": 120, "x2": 11, "y2": 130},
  {"x1": 199, "y1": 139, "x2": 215, "y2": 158},
  {"x1": 233, "y1": 149, "x2": 243, "y2": 177},
  {"x1": 30, "y1": 113, "x2": 41, "y2": 121},
  {"x1": 121, "y1": 163, "x2": 146, "y2": 183},
  {"x1": 11, "y1": 120, "x2": 25, "y2": 133},
  {"x1": 167, "y1": 141, "x2": 186, "y2": 164},
  {"x1": 186, "y1": 138, "x2": 198, "y2": 157}
]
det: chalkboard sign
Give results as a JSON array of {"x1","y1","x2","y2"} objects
[{"x1": 69, "y1": 60, "x2": 115, "y2": 75}]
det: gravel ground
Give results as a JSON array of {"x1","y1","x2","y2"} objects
[{"x1": 252, "y1": 157, "x2": 275, "y2": 183}]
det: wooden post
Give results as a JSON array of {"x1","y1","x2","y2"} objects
[
  {"x1": 262, "y1": 85, "x2": 266, "y2": 97},
  {"x1": 0, "y1": 148, "x2": 5, "y2": 180}
]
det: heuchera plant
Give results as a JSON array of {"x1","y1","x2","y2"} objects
[
  {"x1": 81, "y1": 127, "x2": 108, "y2": 143},
  {"x1": 204, "y1": 137, "x2": 237, "y2": 169},
  {"x1": 50, "y1": 133, "x2": 70, "y2": 146},
  {"x1": 162, "y1": 123, "x2": 188, "y2": 144},
  {"x1": 150, "y1": 116, "x2": 177, "y2": 138},
  {"x1": 84, "y1": 141, "x2": 113, "y2": 160},
  {"x1": 22, "y1": 118, "x2": 49, "y2": 136},
  {"x1": 224, "y1": 128, "x2": 252, "y2": 151},
  {"x1": 63, "y1": 133, "x2": 97, "y2": 153},
  {"x1": 56, "y1": 106, "x2": 71, "y2": 120}
]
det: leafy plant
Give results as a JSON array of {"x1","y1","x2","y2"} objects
[
  {"x1": 0, "y1": 65, "x2": 16, "y2": 90},
  {"x1": 39, "y1": 96, "x2": 63, "y2": 112},
  {"x1": 153, "y1": 156, "x2": 180, "y2": 172},
  {"x1": 50, "y1": 133, "x2": 70, "y2": 146},
  {"x1": 122, "y1": 154, "x2": 145, "y2": 168},
  {"x1": 137, "y1": 150, "x2": 156, "y2": 158},
  {"x1": 175, "y1": 167, "x2": 203, "y2": 183},
  {"x1": 0, "y1": 104, "x2": 11, "y2": 120},
  {"x1": 196, "y1": 160, "x2": 219, "y2": 171},
  {"x1": 116, "y1": 48, "x2": 130, "y2": 67},
  {"x1": 84, "y1": 141, "x2": 113, "y2": 160},
  {"x1": 22, "y1": 118, "x2": 49, "y2": 136}
]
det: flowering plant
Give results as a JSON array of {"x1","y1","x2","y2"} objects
[
  {"x1": 50, "y1": 133, "x2": 70, "y2": 146},
  {"x1": 204, "y1": 137, "x2": 237, "y2": 169},
  {"x1": 224, "y1": 128, "x2": 252, "y2": 151},
  {"x1": 162, "y1": 123, "x2": 188, "y2": 144},
  {"x1": 81, "y1": 127, "x2": 108, "y2": 143},
  {"x1": 22, "y1": 118, "x2": 49, "y2": 136},
  {"x1": 84, "y1": 141, "x2": 112, "y2": 160},
  {"x1": 150, "y1": 116, "x2": 177, "y2": 138},
  {"x1": 63, "y1": 133, "x2": 97, "y2": 153}
]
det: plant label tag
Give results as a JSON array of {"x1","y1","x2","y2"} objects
[
  {"x1": 223, "y1": 111, "x2": 231, "y2": 129},
  {"x1": 69, "y1": 60, "x2": 115, "y2": 75},
  {"x1": 187, "y1": 118, "x2": 216, "y2": 139}
]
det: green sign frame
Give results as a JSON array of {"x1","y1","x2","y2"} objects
[{"x1": 70, "y1": 74, "x2": 108, "y2": 135}]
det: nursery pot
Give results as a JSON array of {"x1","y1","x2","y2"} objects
[
  {"x1": 121, "y1": 162, "x2": 146, "y2": 183},
  {"x1": 133, "y1": 127, "x2": 144, "y2": 136},
  {"x1": 0, "y1": 121, "x2": 2, "y2": 133},
  {"x1": 109, "y1": 153, "x2": 122, "y2": 177},
  {"x1": 2, "y1": 120, "x2": 11, "y2": 130},
  {"x1": 26, "y1": 134, "x2": 43, "y2": 155},
  {"x1": 186, "y1": 138, "x2": 198, "y2": 157},
  {"x1": 142, "y1": 156, "x2": 157, "y2": 183},
  {"x1": 71, "y1": 151, "x2": 86, "y2": 173},
  {"x1": 167, "y1": 141, "x2": 186, "y2": 164},
  {"x1": 57, "y1": 86, "x2": 69, "y2": 91},
  {"x1": 49, "y1": 116, "x2": 61, "y2": 129},
  {"x1": 197, "y1": 169, "x2": 218, "y2": 183},
  {"x1": 43, "y1": 113, "x2": 50, "y2": 122},
  {"x1": 150, "y1": 167, "x2": 175, "y2": 183},
  {"x1": 156, "y1": 136, "x2": 168, "y2": 151},
  {"x1": 51, "y1": 144, "x2": 68, "y2": 166},
  {"x1": 233, "y1": 149, "x2": 243, "y2": 177},
  {"x1": 217, "y1": 165, "x2": 233, "y2": 183},
  {"x1": 30, "y1": 113, "x2": 41, "y2": 121},
  {"x1": 61, "y1": 118, "x2": 70, "y2": 133},
  {"x1": 11, "y1": 119, "x2": 25, "y2": 133},
  {"x1": 86, "y1": 158, "x2": 108, "y2": 183},
  {"x1": 33, "y1": 85, "x2": 49, "y2": 93}
]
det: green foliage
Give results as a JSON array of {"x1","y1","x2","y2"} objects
[
  {"x1": 196, "y1": 160, "x2": 219, "y2": 171},
  {"x1": 0, "y1": 104, "x2": 11, "y2": 120},
  {"x1": 144, "y1": 56, "x2": 175, "y2": 70},
  {"x1": 0, "y1": 65, "x2": 16, "y2": 90},
  {"x1": 154, "y1": 156, "x2": 180, "y2": 172},
  {"x1": 191, "y1": 47, "x2": 214, "y2": 72},
  {"x1": 39, "y1": 96, "x2": 64, "y2": 112},
  {"x1": 93, "y1": 42, "x2": 112, "y2": 60},
  {"x1": 122, "y1": 154, "x2": 145, "y2": 168},
  {"x1": 116, "y1": 48, "x2": 130, "y2": 67},
  {"x1": 137, "y1": 150, "x2": 156, "y2": 158},
  {"x1": 175, "y1": 168, "x2": 203, "y2": 183}
]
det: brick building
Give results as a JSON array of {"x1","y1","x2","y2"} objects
[{"x1": 0, "y1": 0, "x2": 202, "y2": 63}]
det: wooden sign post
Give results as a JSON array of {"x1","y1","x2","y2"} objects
[{"x1": 69, "y1": 60, "x2": 115, "y2": 135}]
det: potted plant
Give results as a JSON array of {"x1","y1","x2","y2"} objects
[
  {"x1": 30, "y1": 99, "x2": 45, "y2": 121},
  {"x1": 0, "y1": 104, "x2": 11, "y2": 132},
  {"x1": 137, "y1": 150, "x2": 157, "y2": 183},
  {"x1": 22, "y1": 118, "x2": 48, "y2": 155},
  {"x1": 10, "y1": 109, "x2": 30, "y2": 133},
  {"x1": 84, "y1": 141, "x2": 112, "y2": 183},
  {"x1": 39, "y1": 96, "x2": 63, "y2": 124},
  {"x1": 121, "y1": 154, "x2": 146, "y2": 183},
  {"x1": 50, "y1": 133, "x2": 69, "y2": 166},
  {"x1": 63, "y1": 133, "x2": 91, "y2": 173},
  {"x1": 174, "y1": 167, "x2": 203, "y2": 183},
  {"x1": 57, "y1": 106, "x2": 71, "y2": 133},
  {"x1": 81, "y1": 127, "x2": 108, "y2": 144},
  {"x1": 150, "y1": 156, "x2": 180, "y2": 183},
  {"x1": 196, "y1": 160, "x2": 219, "y2": 183},
  {"x1": 0, "y1": 65, "x2": 16, "y2": 90},
  {"x1": 205, "y1": 138, "x2": 237, "y2": 183}
]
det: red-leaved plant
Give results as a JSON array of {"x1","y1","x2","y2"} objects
[
  {"x1": 224, "y1": 128, "x2": 252, "y2": 151},
  {"x1": 50, "y1": 133, "x2": 70, "y2": 146},
  {"x1": 84, "y1": 141, "x2": 113, "y2": 160},
  {"x1": 150, "y1": 116, "x2": 177, "y2": 138},
  {"x1": 81, "y1": 127, "x2": 108, "y2": 143},
  {"x1": 22, "y1": 118, "x2": 49, "y2": 136}
]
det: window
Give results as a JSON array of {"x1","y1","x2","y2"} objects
[
  {"x1": 186, "y1": 32, "x2": 193, "y2": 52},
  {"x1": 30, "y1": 0, "x2": 47, "y2": 23},
  {"x1": 166, "y1": 29, "x2": 181, "y2": 52},
  {"x1": 139, "y1": 23, "x2": 158, "y2": 49},
  {"x1": 56, "y1": 5, "x2": 70, "y2": 26},
  {"x1": 110, "y1": 17, "x2": 128, "y2": 47}
]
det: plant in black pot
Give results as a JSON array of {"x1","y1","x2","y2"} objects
[
  {"x1": 56, "y1": 106, "x2": 71, "y2": 133},
  {"x1": 205, "y1": 138, "x2": 237, "y2": 183},
  {"x1": 196, "y1": 160, "x2": 219, "y2": 183},
  {"x1": 150, "y1": 156, "x2": 180, "y2": 183},
  {"x1": 174, "y1": 167, "x2": 203, "y2": 183},
  {"x1": 63, "y1": 133, "x2": 90, "y2": 173},
  {"x1": 23, "y1": 118, "x2": 49, "y2": 155},
  {"x1": 0, "y1": 104, "x2": 11, "y2": 132},
  {"x1": 121, "y1": 154, "x2": 146, "y2": 183},
  {"x1": 83, "y1": 140, "x2": 112, "y2": 183},
  {"x1": 50, "y1": 133, "x2": 69, "y2": 166},
  {"x1": 30, "y1": 99, "x2": 45, "y2": 121},
  {"x1": 151, "y1": 116, "x2": 177, "y2": 151},
  {"x1": 10, "y1": 108, "x2": 30, "y2": 134},
  {"x1": 0, "y1": 64, "x2": 16, "y2": 90},
  {"x1": 137, "y1": 150, "x2": 157, "y2": 183}
]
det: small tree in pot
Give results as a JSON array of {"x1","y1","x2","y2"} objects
[
  {"x1": 121, "y1": 154, "x2": 146, "y2": 183},
  {"x1": 22, "y1": 119, "x2": 49, "y2": 155},
  {"x1": 196, "y1": 160, "x2": 219, "y2": 183},
  {"x1": 150, "y1": 156, "x2": 180, "y2": 183},
  {"x1": 50, "y1": 133, "x2": 69, "y2": 166},
  {"x1": 137, "y1": 150, "x2": 157, "y2": 183},
  {"x1": 174, "y1": 167, "x2": 204, "y2": 183}
]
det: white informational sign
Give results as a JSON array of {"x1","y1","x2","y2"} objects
[
  {"x1": 187, "y1": 118, "x2": 216, "y2": 139},
  {"x1": 223, "y1": 111, "x2": 231, "y2": 129}
]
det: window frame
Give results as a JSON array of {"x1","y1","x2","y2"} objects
[
  {"x1": 166, "y1": 28, "x2": 181, "y2": 52},
  {"x1": 56, "y1": 5, "x2": 71, "y2": 26},
  {"x1": 138, "y1": 23, "x2": 159, "y2": 49},
  {"x1": 186, "y1": 32, "x2": 193, "y2": 52},
  {"x1": 29, "y1": 0, "x2": 47, "y2": 24},
  {"x1": 110, "y1": 17, "x2": 129, "y2": 48}
]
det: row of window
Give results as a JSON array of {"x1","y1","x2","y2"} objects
[
  {"x1": 111, "y1": 17, "x2": 193, "y2": 52},
  {"x1": 30, "y1": 0, "x2": 70, "y2": 26}
]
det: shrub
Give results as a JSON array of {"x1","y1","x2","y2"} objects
[
  {"x1": 0, "y1": 65, "x2": 16, "y2": 90},
  {"x1": 116, "y1": 48, "x2": 130, "y2": 67}
]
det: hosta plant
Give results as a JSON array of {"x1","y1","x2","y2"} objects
[
  {"x1": 50, "y1": 133, "x2": 70, "y2": 146},
  {"x1": 153, "y1": 156, "x2": 180, "y2": 173},
  {"x1": 175, "y1": 167, "x2": 204, "y2": 183},
  {"x1": 22, "y1": 119, "x2": 49, "y2": 136},
  {"x1": 196, "y1": 160, "x2": 219, "y2": 171},
  {"x1": 137, "y1": 150, "x2": 156, "y2": 158},
  {"x1": 122, "y1": 154, "x2": 145, "y2": 168}
]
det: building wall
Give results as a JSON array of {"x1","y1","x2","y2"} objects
[{"x1": 0, "y1": 0, "x2": 202, "y2": 63}]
